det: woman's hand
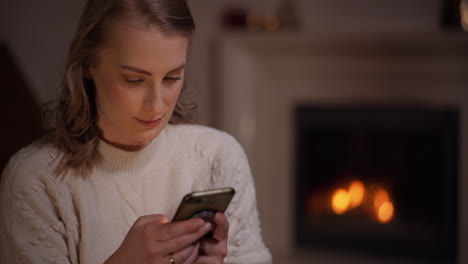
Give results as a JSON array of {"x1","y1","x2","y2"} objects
[
  {"x1": 196, "y1": 212, "x2": 229, "y2": 264},
  {"x1": 104, "y1": 214, "x2": 212, "y2": 264}
]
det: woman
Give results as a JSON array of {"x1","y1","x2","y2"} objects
[{"x1": 0, "y1": 0, "x2": 272, "y2": 263}]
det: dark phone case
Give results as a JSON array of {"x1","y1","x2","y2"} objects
[
  {"x1": 171, "y1": 187, "x2": 235, "y2": 237},
  {"x1": 172, "y1": 187, "x2": 235, "y2": 222}
]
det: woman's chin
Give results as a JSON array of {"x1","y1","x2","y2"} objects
[
  {"x1": 108, "y1": 127, "x2": 164, "y2": 151},
  {"x1": 134, "y1": 130, "x2": 161, "y2": 146}
]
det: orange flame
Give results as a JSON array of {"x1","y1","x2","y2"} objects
[
  {"x1": 348, "y1": 180, "x2": 365, "y2": 208},
  {"x1": 373, "y1": 188, "x2": 389, "y2": 211},
  {"x1": 373, "y1": 188, "x2": 394, "y2": 223},
  {"x1": 377, "y1": 201, "x2": 394, "y2": 223},
  {"x1": 328, "y1": 180, "x2": 395, "y2": 223},
  {"x1": 331, "y1": 189, "x2": 350, "y2": 214}
]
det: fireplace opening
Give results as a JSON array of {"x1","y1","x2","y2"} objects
[{"x1": 294, "y1": 105, "x2": 459, "y2": 263}]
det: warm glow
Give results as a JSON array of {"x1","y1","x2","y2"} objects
[
  {"x1": 324, "y1": 180, "x2": 396, "y2": 222},
  {"x1": 373, "y1": 187, "x2": 394, "y2": 223},
  {"x1": 377, "y1": 201, "x2": 394, "y2": 223},
  {"x1": 373, "y1": 188, "x2": 390, "y2": 211},
  {"x1": 348, "y1": 180, "x2": 365, "y2": 208},
  {"x1": 332, "y1": 189, "x2": 350, "y2": 214},
  {"x1": 306, "y1": 193, "x2": 316, "y2": 215}
]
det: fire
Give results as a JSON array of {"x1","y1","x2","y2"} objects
[
  {"x1": 373, "y1": 187, "x2": 394, "y2": 223},
  {"x1": 328, "y1": 180, "x2": 395, "y2": 224},
  {"x1": 377, "y1": 201, "x2": 394, "y2": 223},
  {"x1": 331, "y1": 189, "x2": 350, "y2": 214},
  {"x1": 373, "y1": 188, "x2": 390, "y2": 211},
  {"x1": 348, "y1": 180, "x2": 365, "y2": 208}
]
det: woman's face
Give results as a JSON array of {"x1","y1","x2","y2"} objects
[{"x1": 89, "y1": 21, "x2": 189, "y2": 151}]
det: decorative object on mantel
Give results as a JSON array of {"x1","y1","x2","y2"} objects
[
  {"x1": 222, "y1": 6, "x2": 247, "y2": 30},
  {"x1": 462, "y1": 0, "x2": 468, "y2": 31},
  {"x1": 243, "y1": 12, "x2": 280, "y2": 32},
  {"x1": 246, "y1": 12, "x2": 263, "y2": 31},
  {"x1": 222, "y1": 0, "x2": 300, "y2": 32}
]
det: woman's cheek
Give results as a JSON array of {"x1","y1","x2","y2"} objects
[
  {"x1": 168, "y1": 83, "x2": 183, "y2": 105},
  {"x1": 107, "y1": 83, "x2": 141, "y2": 110}
]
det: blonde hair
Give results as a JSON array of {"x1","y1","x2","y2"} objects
[{"x1": 44, "y1": 0, "x2": 196, "y2": 176}]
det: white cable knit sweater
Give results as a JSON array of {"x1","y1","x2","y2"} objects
[{"x1": 0, "y1": 124, "x2": 272, "y2": 264}]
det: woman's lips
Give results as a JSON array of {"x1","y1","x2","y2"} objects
[{"x1": 135, "y1": 116, "x2": 163, "y2": 128}]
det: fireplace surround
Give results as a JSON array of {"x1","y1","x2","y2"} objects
[{"x1": 216, "y1": 32, "x2": 468, "y2": 263}]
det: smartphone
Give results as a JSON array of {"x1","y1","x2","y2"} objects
[{"x1": 171, "y1": 187, "x2": 235, "y2": 237}]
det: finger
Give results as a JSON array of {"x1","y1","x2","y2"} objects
[
  {"x1": 184, "y1": 242, "x2": 200, "y2": 264},
  {"x1": 199, "y1": 238, "x2": 227, "y2": 258},
  {"x1": 212, "y1": 212, "x2": 229, "y2": 241},
  {"x1": 171, "y1": 242, "x2": 199, "y2": 264},
  {"x1": 160, "y1": 222, "x2": 212, "y2": 254},
  {"x1": 158, "y1": 218, "x2": 206, "y2": 240},
  {"x1": 133, "y1": 214, "x2": 168, "y2": 228}
]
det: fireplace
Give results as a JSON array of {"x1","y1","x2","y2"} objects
[
  {"x1": 295, "y1": 105, "x2": 459, "y2": 262},
  {"x1": 216, "y1": 32, "x2": 468, "y2": 263}
]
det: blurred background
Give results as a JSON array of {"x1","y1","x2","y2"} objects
[{"x1": 1, "y1": 0, "x2": 468, "y2": 263}]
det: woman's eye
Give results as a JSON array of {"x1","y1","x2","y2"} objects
[
  {"x1": 164, "y1": 76, "x2": 182, "y2": 81},
  {"x1": 125, "y1": 79, "x2": 143, "y2": 84}
]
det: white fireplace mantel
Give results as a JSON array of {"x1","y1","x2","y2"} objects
[{"x1": 216, "y1": 32, "x2": 468, "y2": 264}]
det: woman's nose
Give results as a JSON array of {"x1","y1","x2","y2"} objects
[{"x1": 143, "y1": 83, "x2": 165, "y2": 114}]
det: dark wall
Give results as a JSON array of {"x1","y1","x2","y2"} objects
[{"x1": 0, "y1": 44, "x2": 44, "y2": 173}]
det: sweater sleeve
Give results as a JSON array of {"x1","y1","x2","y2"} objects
[
  {"x1": 0, "y1": 150, "x2": 77, "y2": 264},
  {"x1": 213, "y1": 134, "x2": 272, "y2": 264}
]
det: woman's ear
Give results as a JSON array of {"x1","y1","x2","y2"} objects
[{"x1": 84, "y1": 59, "x2": 97, "y2": 80}]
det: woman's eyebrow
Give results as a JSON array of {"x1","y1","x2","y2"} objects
[
  {"x1": 119, "y1": 65, "x2": 152, "y2": 76},
  {"x1": 167, "y1": 64, "x2": 186, "y2": 75},
  {"x1": 119, "y1": 63, "x2": 185, "y2": 76}
]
